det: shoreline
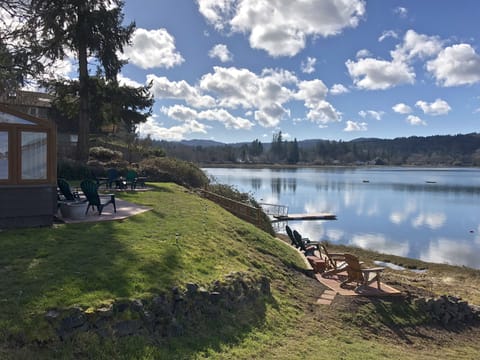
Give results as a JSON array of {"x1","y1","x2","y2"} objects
[{"x1": 200, "y1": 163, "x2": 480, "y2": 170}]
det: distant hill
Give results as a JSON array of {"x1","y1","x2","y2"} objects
[
  {"x1": 177, "y1": 139, "x2": 226, "y2": 147},
  {"x1": 156, "y1": 133, "x2": 480, "y2": 167}
]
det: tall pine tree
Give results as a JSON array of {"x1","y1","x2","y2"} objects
[{"x1": 29, "y1": 0, "x2": 135, "y2": 160}]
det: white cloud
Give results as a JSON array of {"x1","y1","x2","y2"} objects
[
  {"x1": 344, "y1": 120, "x2": 367, "y2": 131},
  {"x1": 208, "y1": 44, "x2": 233, "y2": 62},
  {"x1": 391, "y1": 30, "x2": 443, "y2": 63},
  {"x1": 301, "y1": 57, "x2": 317, "y2": 74},
  {"x1": 295, "y1": 79, "x2": 328, "y2": 106},
  {"x1": 198, "y1": 0, "x2": 366, "y2": 57},
  {"x1": 122, "y1": 28, "x2": 184, "y2": 69},
  {"x1": 415, "y1": 99, "x2": 451, "y2": 116},
  {"x1": 199, "y1": 108, "x2": 253, "y2": 129},
  {"x1": 200, "y1": 66, "x2": 296, "y2": 127},
  {"x1": 306, "y1": 101, "x2": 342, "y2": 125},
  {"x1": 161, "y1": 104, "x2": 198, "y2": 122},
  {"x1": 346, "y1": 30, "x2": 442, "y2": 90},
  {"x1": 406, "y1": 115, "x2": 426, "y2": 126},
  {"x1": 147, "y1": 74, "x2": 216, "y2": 108},
  {"x1": 117, "y1": 74, "x2": 144, "y2": 88},
  {"x1": 137, "y1": 115, "x2": 208, "y2": 141},
  {"x1": 392, "y1": 103, "x2": 412, "y2": 114},
  {"x1": 356, "y1": 49, "x2": 372, "y2": 58},
  {"x1": 426, "y1": 44, "x2": 480, "y2": 86},
  {"x1": 359, "y1": 110, "x2": 384, "y2": 120},
  {"x1": 161, "y1": 104, "x2": 253, "y2": 130},
  {"x1": 148, "y1": 65, "x2": 343, "y2": 131},
  {"x1": 394, "y1": 6, "x2": 408, "y2": 18},
  {"x1": 295, "y1": 79, "x2": 342, "y2": 125},
  {"x1": 346, "y1": 58, "x2": 415, "y2": 90},
  {"x1": 196, "y1": 0, "x2": 234, "y2": 31},
  {"x1": 379, "y1": 30, "x2": 398, "y2": 42},
  {"x1": 330, "y1": 83, "x2": 350, "y2": 95}
]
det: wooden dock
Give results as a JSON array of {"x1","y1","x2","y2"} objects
[{"x1": 272, "y1": 213, "x2": 337, "y2": 221}]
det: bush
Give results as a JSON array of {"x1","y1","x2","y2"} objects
[
  {"x1": 89, "y1": 146, "x2": 123, "y2": 162},
  {"x1": 138, "y1": 157, "x2": 209, "y2": 188},
  {"x1": 206, "y1": 183, "x2": 257, "y2": 207},
  {"x1": 57, "y1": 159, "x2": 92, "y2": 180}
]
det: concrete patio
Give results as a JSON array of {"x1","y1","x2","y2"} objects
[{"x1": 55, "y1": 197, "x2": 152, "y2": 224}]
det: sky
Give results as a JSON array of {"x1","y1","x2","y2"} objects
[{"x1": 15, "y1": 1, "x2": 480, "y2": 143}]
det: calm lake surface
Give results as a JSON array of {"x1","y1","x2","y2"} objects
[{"x1": 203, "y1": 167, "x2": 480, "y2": 269}]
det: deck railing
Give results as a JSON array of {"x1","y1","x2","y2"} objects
[{"x1": 258, "y1": 202, "x2": 289, "y2": 218}]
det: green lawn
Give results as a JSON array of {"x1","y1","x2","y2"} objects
[{"x1": 0, "y1": 183, "x2": 479, "y2": 359}]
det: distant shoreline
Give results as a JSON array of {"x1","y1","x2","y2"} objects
[{"x1": 199, "y1": 163, "x2": 480, "y2": 169}]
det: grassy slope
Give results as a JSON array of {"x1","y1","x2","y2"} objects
[{"x1": 0, "y1": 183, "x2": 479, "y2": 359}]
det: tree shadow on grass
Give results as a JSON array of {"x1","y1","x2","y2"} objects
[{"x1": 0, "y1": 218, "x2": 183, "y2": 339}]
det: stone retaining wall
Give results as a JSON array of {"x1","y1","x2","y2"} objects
[
  {"x1": 414, "y1": 295, "x2": 480, "y2": 327},
  {"x1": 44, "y1": 272, "x2": 271, "y2": 341}
]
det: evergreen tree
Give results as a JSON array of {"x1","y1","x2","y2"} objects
[
  {"x1": 0, "y1": 1, "x2": 45, "y2": 91},
  {"x1": 29, "y1": 0, "x2": 135, "y2": 160},
  {"x1": 287, "y1": 138, "x2": 299, "y2": 164}
]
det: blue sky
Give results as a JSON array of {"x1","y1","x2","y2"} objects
[{"x1": 36, "y1": 1, "x2": 480, "y2": 142}]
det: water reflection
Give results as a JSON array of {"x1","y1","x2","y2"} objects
[
  {"x1": 251, "y1": 178, "x2": 262, "y2": 190},
  {"x1": 350, "y1": 233, "x2": 410, "y2": 257},
  {"x1": 412, "y1": 212, "x2": 446, "y2": 230},
  {"x1": 204, "y1": 167, "x2": 480, "y2": 269},
  {"x1": 420, "y1": 237, "x2": 479, "y2": 268},
  {"x1": 270, "y1": 177, "x2": 297, "y2": 195}
]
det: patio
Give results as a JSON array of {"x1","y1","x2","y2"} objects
[{"x1": 55, "y1": 197, "x2": 152, "y2": 224}]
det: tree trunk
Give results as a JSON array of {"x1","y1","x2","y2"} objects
[{"x1": 76, "y1": 13, "x2": 90, "y2": 162}]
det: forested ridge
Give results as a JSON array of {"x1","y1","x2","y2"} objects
[{"x1": 156, "y1": 132, "x2": 480, "y2": 166}]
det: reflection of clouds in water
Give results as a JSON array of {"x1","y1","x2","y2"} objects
[
  {"x1": 351, "y1": 233, "x2": 410, "y2": 257},
  {"x1": 389, "y1": 200, "x2": 417, "y2": 225},
  {"x1": 294, "y1": 222, "x2": 326, "y2": 242},
  {"x1": 304, "y1": 199, "x2": 338, "y2": 214},
  {"x1": 475, "y1": 224, "x2": 480, "y2": 245},
  {"x1": 365, "y1": 202, "x2": 379, "y2": 216},
  {"x1": 412, "y1": 212, "x2": 446, "y2": 230},
  {"x1": 343, "y1": 188, "x2": 354, "y2": 208},
  {"x1": 342, "y1": 188, "x2": 378, "y2": 217},
  {"x1": 420, "y1": 237, "x2": 478, "y2": 268},
  {"x1": 326, "y1": 228, "x2": 344, "y2": 242}
]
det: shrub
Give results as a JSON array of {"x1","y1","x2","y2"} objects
[
  {"x1": 57, "y1": 159, "x2": 92, "y2": 180},
  {"x1": 138, "y1": 157, "x2": 209, "y2": 188},
  {"x1": 89, "y1": 146, "x2": 123, "y2": 162}
]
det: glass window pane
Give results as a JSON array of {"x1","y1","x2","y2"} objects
[
  {"x1": 0, "y1": 132, "x2": 7, "y2": 179},
  {"x1": 21, "y1": 131, "x2": 47, "y2": 180},
  {"x1": 0, "y1": 111, "x2": 35, "y2": 125}
]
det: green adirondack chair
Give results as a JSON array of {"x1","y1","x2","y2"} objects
[
  {"x1": 125, "y1": 170, "x2": 138, "y2": 190},
  {"x1": 57, "y1": 178, "x2": 81, "y2": 201},
  {"x1": 80, "y1": 179, "x2": 116, "y2": 215}
]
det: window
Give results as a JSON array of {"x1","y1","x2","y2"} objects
[
  {"x1": 0, "y1": 111, "x2": 35, "y2": 125},
  {"x1": 0, "y1": 132, "x2": 7, "y2": 180},
  {"x1": 21, "y1": 131, "x2": 47, "y2": 180}
]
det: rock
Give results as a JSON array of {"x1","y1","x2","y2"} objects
[
  {"x1": 45, "y1": 309, "x2": 60, "y2": 322},
  {"x1": 113, "y1": 320, "x2": 142, "y2": 337},
  {"x1": 186, "y1": 283, "x2": 199, "y2": 294},
  {"x1": 130, "y1": 299, "x2": 144, "y2": 312},
  {"x1": 96, "y1": 305, "x2": 113, "y2": 318}
]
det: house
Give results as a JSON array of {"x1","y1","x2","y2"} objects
[{"x1": 0, "y1": 103, "x2": 57, "y2": 228}]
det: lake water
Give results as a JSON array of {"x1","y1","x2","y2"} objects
[{"x1": 203, "y1": 167, "x2": 480, "y2": 269}]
